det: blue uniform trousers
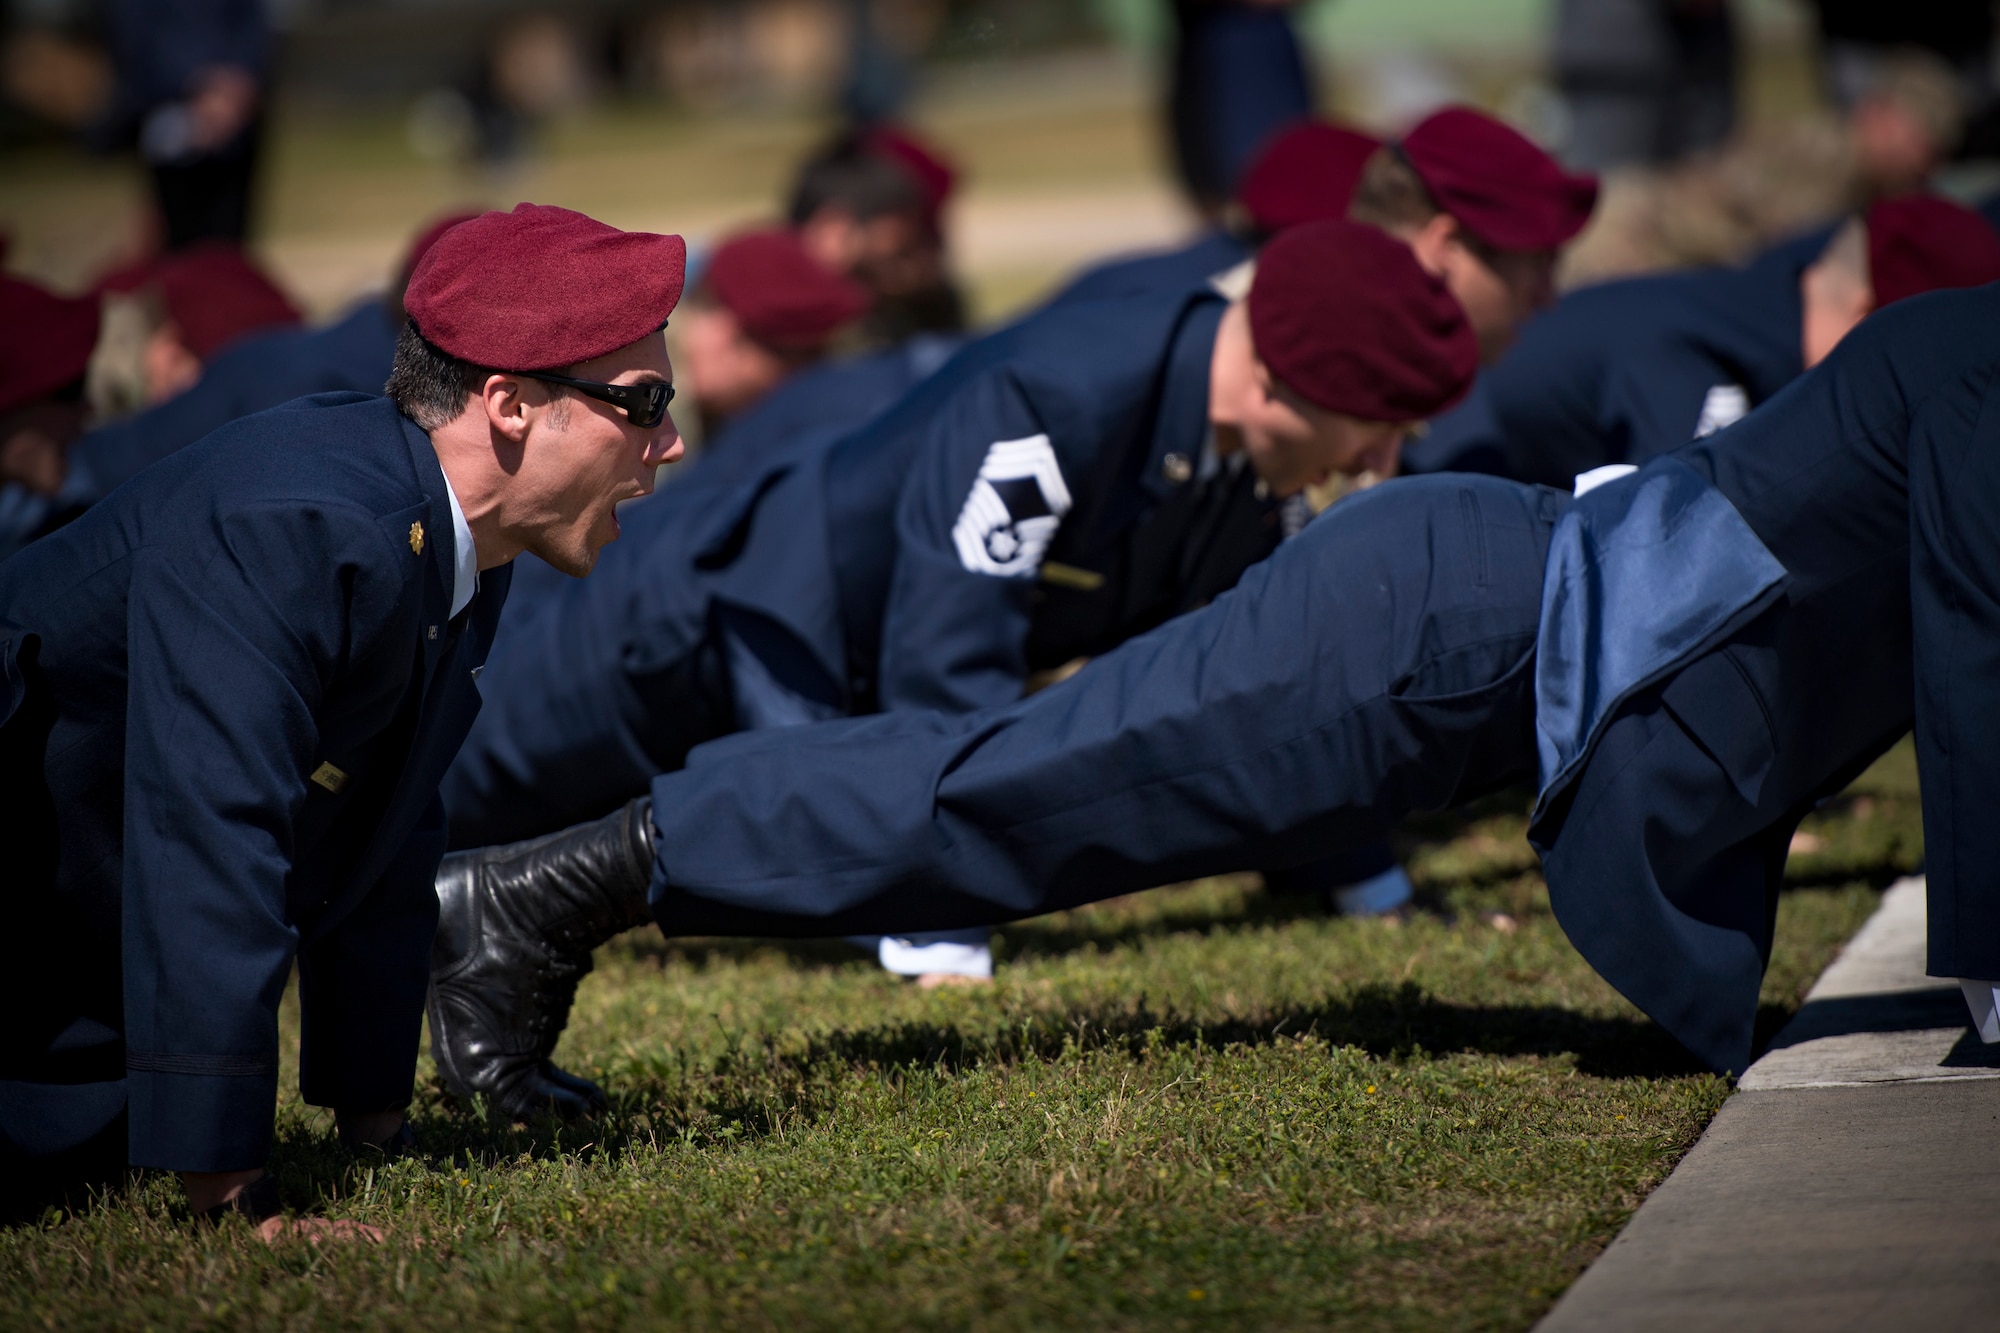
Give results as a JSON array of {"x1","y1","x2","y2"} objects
[
  {"x1": 1910, "y1": 357, "x2": 2000, "y2": 982},
  {"x1": 644, "y1": 475, "x2": 1560, "y2": 936}
]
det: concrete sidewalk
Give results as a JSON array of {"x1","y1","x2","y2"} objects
[{"x1": 1537, "y1": 879, "x2": 2000, "y2": 1332}]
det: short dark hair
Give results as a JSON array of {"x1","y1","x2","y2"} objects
[
  {"x1": 384, "y1": 321, "x2": 498, "y2": 430},
  {"x1": 1347, "y1": 146, "x2": 1442, "y2": 235},
  {"x1": 787, "y1": 131, "x2": 924, "y2": 225}
]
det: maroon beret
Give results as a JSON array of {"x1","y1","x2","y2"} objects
[
  {"x1": 704, "y1": 227, "x2": 871, "y2": 352},
  {"x1": 1237, "y1": 119, "x2": 1383, "y2": 235},
  {"x1": 152, "y1": 243, "x2": 302, "y2": 359},
  {"x1": 1867, "y1": 193, "x2": 2000, "y2": 309},
  {"x1": 1401, "y1": 106, "x2": 1598, "y2": 252},
  {"x1": 404, "y1": 203, "x2": 688, "y2": 370},
  {"x1": 396, "y1": 210, "x2": 485, "y2": 295},
  {"x1": 1249, "y1": 219, "x2": 1478, "y2": 422},
  {"x1": 0, "y1": 272, "x2": 99, "y2": 416},
  {"x1": 859, "y1": 124, "x2": 958, "y2": 232}
]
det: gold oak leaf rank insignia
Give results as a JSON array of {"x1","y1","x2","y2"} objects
[{"x1": 409, "y1": 521, "x2": 425, "y2": 555}]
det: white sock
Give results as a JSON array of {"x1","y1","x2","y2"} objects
[
  {"x1": 1960, "y1": 979, "x2": 2000, "y2": 1044},
  {"x1": 878, "y1": 934, "x2": 993, "y2": 979},
  {"x1": 1332, "y1": 866, "x2": 1415, "y2": 918}
]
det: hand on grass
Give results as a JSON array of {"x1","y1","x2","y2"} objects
[{"x1": 256, "y1": 1216, "x2": 384, "y2": 1245}]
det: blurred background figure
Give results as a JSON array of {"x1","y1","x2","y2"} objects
[
  {"x1": 1810, "y1": 1, "x2": 1994, "y2": 113},
  {"x1": 1052, "y1": 117, "x2": 1381, "y2": 306},
  {"x1": 1167, "y1": 0, "x2": 1315, "y2": 221},
  {"x1": 0, "y1": 267, "x2": 98, "y2": 504},
  {"x1": 1840, "y1": 48, "x2": 1969, "y2": 199},
  {"x1": 92, "y1": 242, "x2": 300, "y2": 413},
  {"x1": 0, "y1": 214, "x2": 471, "y2": 561},
  {"x1": 98, "y1": 0, "x2": 270, "y2": 250},
  {"x1": 679, "y1": 226, "x2": 871, "y2": 440},
  {"x1": 1551, "y1": 0, "x2": 1737, "y2": 172},
  {"x1": 1559, "y1": 12, "x2": 1987, "y2": 286},
  {"x1": 788, "y1": 121, "x2": 965, "y2": 342}
]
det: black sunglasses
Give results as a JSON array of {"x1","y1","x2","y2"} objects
[{"x1": 519, "y1": 371, "x2": 675, "y2": 429}]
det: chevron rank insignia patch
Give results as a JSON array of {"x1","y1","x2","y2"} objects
[
  {"x1": 1693, "y1": 383, "x2": 1750, "y2": 438},
  {"x1": 951, "y1": 434, "x2": 1073, "y2": 577}
]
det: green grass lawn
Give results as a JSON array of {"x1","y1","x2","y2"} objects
[{"x1": 0, "y1": 744, "x2": 1922, "y2": 1329}]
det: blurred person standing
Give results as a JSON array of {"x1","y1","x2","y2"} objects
[
  {"x1": 789, "y1": 123, "x2": 965, "y2": 343},
  {"x1": 1552, "y1": 0, "x2": 1736, "y2": 172},
  {"x1": 0, "y1": 203, "x2": 686, "y2": 1228},
  {"x1": 1810, "y1": 1, "x2": 1994, "y2": 112},
  {"x1": 98, "y1": 0, "x2": 270, "y2": 250},
  {"x1": 1560, "y1": 47, "x2": 1973, "y2": 285},
  {"x1": 1839, "y1": 49, "x2": 1969, "y2": 198},
  {"x1": 1167, "y1": 0, "x2": 1316, "y2": 222}
]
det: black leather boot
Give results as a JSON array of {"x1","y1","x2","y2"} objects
[{"x1": 427, "y1": 799, "x2": 656, "y2": 1120}]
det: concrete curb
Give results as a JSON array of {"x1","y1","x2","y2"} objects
[{"x1": 1535, "y1": 877, "x2": 2000, "y2": 1332}]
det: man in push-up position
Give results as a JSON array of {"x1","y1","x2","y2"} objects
[{"x1": 435, "y1": 282, "x2": 2000, "y2": 1100}]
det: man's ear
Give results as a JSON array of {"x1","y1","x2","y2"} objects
[
  {"x1": 1249, "y1": 352, "x2": 1279, "y2": 403},
  {"x1": 479, "y1": 372, "x2": 532, "y2": 443},
  {"x1": 1403, "y1": 212, "x2": 1460, "y2": 279},
  {"x1": 799, "y1": 205, "x2": 862, "y2": 272}
]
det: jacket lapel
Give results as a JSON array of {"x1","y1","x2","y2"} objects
[{"x1": 302, "y1": 416, "x2": 486, "y2": 944}]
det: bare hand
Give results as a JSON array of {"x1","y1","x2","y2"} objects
[
  {"x1": 181, "y1": 1167, "x2": 267, "y2": 1216},
  {"x1": 1, "y1": 401, "x2": 84, "y2": 494},
  {"x1": 257, "y1": 1216, "x2": 385, "y2": 1245},
  {"x1": 186, "y1": 65, "x2": 259, "y2": 151}
]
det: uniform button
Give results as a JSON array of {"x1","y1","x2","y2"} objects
[{"x1": 1162, "y1": 452, "x2": 1193, "y2": 484}]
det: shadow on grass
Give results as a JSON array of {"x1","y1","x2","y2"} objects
[
  {"x1": 0, "y1": 977, "x2": 1786, "y2": 1229},
  {"x1": 383, "y1": 982, "x2": 1744, "y2": 1177},
  {"x1": 721, "y1": 982, "x2": 1733, "y2": 1087}
]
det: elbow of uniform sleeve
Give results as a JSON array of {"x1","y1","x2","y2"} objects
[{"x1": 125, "y1": 1058, "x2": 280, "y2": 1174}]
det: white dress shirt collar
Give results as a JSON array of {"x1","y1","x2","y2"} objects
[{"x1": 439, "y1": 469, "x2": 479, "y2": 619}]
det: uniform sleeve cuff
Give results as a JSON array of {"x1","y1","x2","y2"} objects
[{"x1": 125, "y1": 1061, "x2": 277, "y2": 1173}]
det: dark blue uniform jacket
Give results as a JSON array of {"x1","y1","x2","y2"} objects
[
  {"x1": 499, "y1": 333, "x2": 963, "y2": 608},
  {"x1": 0, "y1": 300, "x2": 400, "y2": 560},
  {"x1": 443, "y1": 284, "x2": 1275, "y2": 846},
  {"x1": 1043, "y1": 232, "x2": 1252, "y2": 308},
  {"x1": 1404, "y1": 230, "x2": 1818, "y2": 485},
  {"x1": 0, "y1": 393, "x2": 507, "y2": 1173},
  {"x1": 638, "y1": 287, "x2": 2000, "y2": 1076},
  {"x1": 679, "y1": 334, "x2": 963, "y2": 494}
]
